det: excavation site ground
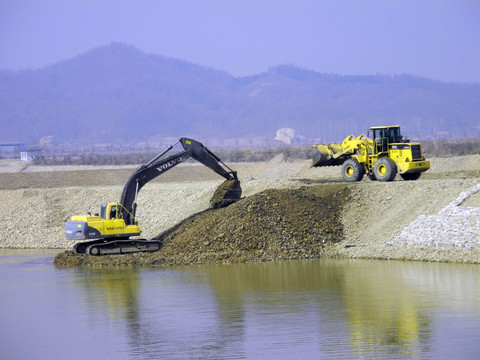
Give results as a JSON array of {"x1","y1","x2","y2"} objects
[{"x1": 1, "y1": 155, "x2": 479, "y2": 266}]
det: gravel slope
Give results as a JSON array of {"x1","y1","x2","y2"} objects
[{"x1": 1, "y1": 155, "x2": 480, "y2": 264}]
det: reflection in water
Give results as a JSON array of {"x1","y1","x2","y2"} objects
[
  {"x1": 73, "y1": 260, "x2": 438, "y2": 358},
  {"x1": 206, "y1": 260, "x2": 348, "y2": 358},
  {"x1": 3, "y1": 250, "x2": 479, "y2": 359},
  {"x1": 338, "y1": 261, "x2": 432, "y2": 357},
  {"x1": 74, "y1": 268, "x2": 143, "y2": 354},
  {"x1": 205, "y1": 260, "x2": 433, "y2": 358}
]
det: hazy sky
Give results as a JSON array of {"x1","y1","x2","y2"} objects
[{"x1": 1, "y1": 0, "x2": 479, "y2": 83}]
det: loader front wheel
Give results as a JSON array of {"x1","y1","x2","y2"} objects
[
  {"x1": 341, "y1": 158, "x2": 365, "y2": 182},
  {"x1": 374, "y1": 157, "x2": 397, "y2": 182}
]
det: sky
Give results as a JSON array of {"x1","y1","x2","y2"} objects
[{"x1": 1, "y1": 0, "x2": 479, "y2": 83}]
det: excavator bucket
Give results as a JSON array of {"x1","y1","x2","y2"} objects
[
  {"x1": 311, "y1": 144, "x2": 348, "y2": 167},
  {"x1": 210, "y1": 179, "x2": 242, "y2": 208}
]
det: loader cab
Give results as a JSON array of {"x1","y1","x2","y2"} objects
[{"x1": 370, "y1": 126, "x2": 405, "y2": 153}]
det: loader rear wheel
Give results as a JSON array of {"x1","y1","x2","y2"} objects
[
  {"x1": 341, "y1": 158, "x2": 365, "y2": 182},
  {"x1": 400, "y1": 172, "x2": 421, "y2": 181},
  {"x1": 374, "y1": 157, "x2": 397, "y2": 182}
]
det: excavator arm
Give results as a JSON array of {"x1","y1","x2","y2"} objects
[{"x1": 119, "y1": 137, "x2": 240, "y2": 224}]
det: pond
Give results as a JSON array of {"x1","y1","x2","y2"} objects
[{"x1": 1, "y1": 249, "x2": 479, "y2": 359}]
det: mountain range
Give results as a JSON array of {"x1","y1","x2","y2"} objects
[{"x1": 1, "y1": 42, "x2": 479, "y2": 145}]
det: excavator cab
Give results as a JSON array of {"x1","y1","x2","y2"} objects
[{"x1": 100, "y1": 203, "x2": 125, "y2": 220}]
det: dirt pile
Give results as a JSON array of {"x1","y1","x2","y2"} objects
[{"x1": 54, "y1": 184, "x2": 350, "y2": 267}]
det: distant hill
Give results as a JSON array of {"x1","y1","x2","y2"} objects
[{"x1": 1, "y1": 42, "x2": 479, "y2": 145}]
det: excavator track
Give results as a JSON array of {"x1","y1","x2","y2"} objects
[
  {"x1": 86, "y1": 239, "x2": 162, "y2": 256},
  {"x1": 75, "y1": 239, "x2": 163, "y2": 256},
  {"x1": 74, "y1": 239, "x2": 111, "y2": 254}
]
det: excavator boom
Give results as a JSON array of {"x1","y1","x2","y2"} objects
[{"x1": 120, "y1": 137, "x2": 240, "y2": 224}]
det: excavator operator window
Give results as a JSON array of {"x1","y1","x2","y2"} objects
[
  {"x1": 110, "y1": 205, "x2": 118, "y2": 220},
  {"x1": 100, "y1": 204, "x2": 107, "y2": 219}
]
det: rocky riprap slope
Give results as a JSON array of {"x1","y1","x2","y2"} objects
[{"x1": 392, "y1": 184, "x2": 480, "y2": 249}]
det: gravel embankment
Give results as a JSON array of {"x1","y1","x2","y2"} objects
[
  {"x1": 392, "y1": 183, "x2": 480, "y2": 249},
  {"x1": 337, "y1": 178, "x2": 480, "y2": 263},
  {"x1": 1, "y1": 155, "x2": 480, "y2": 265}
]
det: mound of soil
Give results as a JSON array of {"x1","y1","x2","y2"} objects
[{"x1": 54, "y1": 184, "x2": 350, "y2": 267}]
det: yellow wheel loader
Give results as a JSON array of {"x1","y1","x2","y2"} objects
[
  {"x1": 312, "y1": 125, "x2": 430, "y2": 182},
  {"x1": 65, "y1": 137, "x2": 242, "y2": 256}
]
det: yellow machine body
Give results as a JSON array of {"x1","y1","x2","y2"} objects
[
  {"x1": 312, "y1": 125, "x2": 430, "y2": 182},
  {"x1": 65, "y1": 203, "x2": 141, "y2": 240}
]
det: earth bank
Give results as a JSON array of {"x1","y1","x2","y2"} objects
[{"x1": 1, "y1": 155, "x2": 480, "y2": 266}]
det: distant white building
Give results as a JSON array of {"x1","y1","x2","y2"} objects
[{"x1": 274, "y1": 128, "x2": 296, "y2": 145}]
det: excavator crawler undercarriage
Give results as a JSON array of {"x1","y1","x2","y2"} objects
[{"x1": 79, "y1": 239, "x2": 163, "y2": 256}]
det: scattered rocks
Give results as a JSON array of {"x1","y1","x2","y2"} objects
[{"x1": 392, "y1": 184, "x2": 480, "y2": 249}]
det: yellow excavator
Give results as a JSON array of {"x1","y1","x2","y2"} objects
[
  {"x1": 65, "y1": 137, "x2": 242, "y2": 256},
  {"x1": 312, "y1": 125, "x2": 430, "y2": 182}
]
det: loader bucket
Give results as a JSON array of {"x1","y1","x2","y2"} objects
[
  {"x1": 311, "y1": 144, "x2": 347, "y2": 167},
  {"x1": 210, "y1": 179, "x2": 242, "y2": 208}
]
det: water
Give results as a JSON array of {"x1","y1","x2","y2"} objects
[{"x1": 1, "y1": 250, "x2": 480, "y2": 359}]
